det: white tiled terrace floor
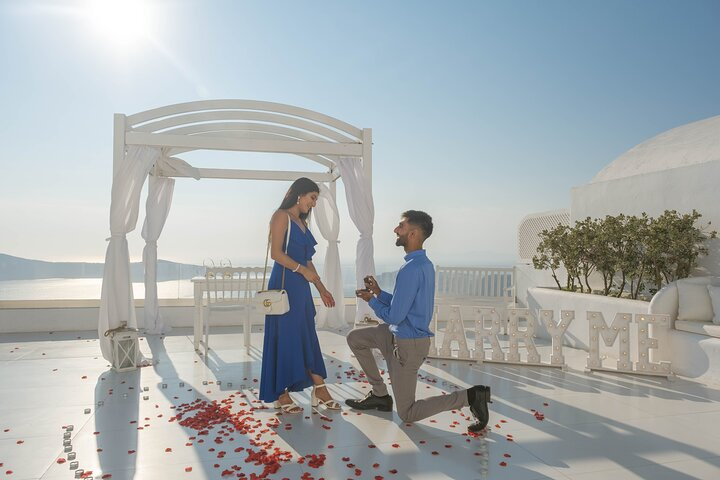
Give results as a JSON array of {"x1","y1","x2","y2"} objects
[{"x1": 1, "y1": 327, "x2": 720, "y2": 480}]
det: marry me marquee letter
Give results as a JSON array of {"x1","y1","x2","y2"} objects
[
  {"x1": 430, "y1": 306, "x2": 673, "y2": 378},
  {"x1": 430, "y1": 307, "x2": 572, "y2": 369}
]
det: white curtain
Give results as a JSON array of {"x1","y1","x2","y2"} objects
[
  {"x1": 336, "y1": 156, "x2": 377, "y2": 322},
  {"x1": 98, "y1": 146, "x2": 161, "y2": 362},
  {"x1": 155, "y1": 155, "x2": 201, "y2": 180},
  {"x1": 312, "y1": 183, "x2": 344, "y2": 328},
  {"x1": 141, "y1": 174, "x2": 175, "y2": 335}
]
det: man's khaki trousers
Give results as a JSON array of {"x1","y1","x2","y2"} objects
[{"x1": 347, "y1": 323, "x2": 468, "y2": 423}]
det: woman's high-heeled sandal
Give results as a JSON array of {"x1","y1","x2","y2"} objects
[
  {"x1": 311, "y1": 384, "x2": 341, "y2": 410},
  {"x1": 273, "y1": 396, "x2": 302, "y2": 414}
]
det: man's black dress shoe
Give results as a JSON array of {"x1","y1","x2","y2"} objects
[
  {"x1": 467, "y1": 385, "x2": 492, "y2": 433},
  {"x1": 345, "y1": 392, "x2": 393, "y2": 412}
]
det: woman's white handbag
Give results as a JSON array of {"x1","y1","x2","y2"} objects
[
  {"x1": 256, "y1": 214, "x2": 292, "y2": 315},
  {"x1": 255, "y1": 289, "x2": 290, "y2": 314}
]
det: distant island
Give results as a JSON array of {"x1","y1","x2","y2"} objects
[{"x1": 0, "y1": 253, "x2": 204, "y2": 282}]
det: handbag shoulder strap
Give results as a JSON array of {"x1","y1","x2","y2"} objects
[{"x1": 261, "y1": 213, "x2": 292, "y2": 291}]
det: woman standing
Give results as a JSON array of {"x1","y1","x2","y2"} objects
[{"x1": 259, "y1": 177, "x2": 340, "y2": 413}]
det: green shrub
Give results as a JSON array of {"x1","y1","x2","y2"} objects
[{"x1": 533, "y1": 210, "x2": 717, "y2": 299}]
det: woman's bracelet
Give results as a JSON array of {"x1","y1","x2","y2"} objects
[{"x1": 292, "y1": 264, "x2": 301, "y2": 273}]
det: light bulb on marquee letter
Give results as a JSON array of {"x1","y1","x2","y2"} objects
[
  {"x1": 541, "y1": 310, "x2": 573, "y2": 366},
  {"x1": 506, "y1": 308, "x2": 540, "y2": 363},
  {"x1": 439, "y1": 306, "x2": 470, "y2": 359},
  {"x1": 430, "y1": 305, "x2": 441, "y2": 356},
  {"x1": 634, "y1": 314, "x2": 671, "y2": 374},
  {"x1": 586, "y1": 312, "x2": 632, "y2": 372},
  {"x1": 473, "y1": 307, "x2": 504, "y2": 361}
]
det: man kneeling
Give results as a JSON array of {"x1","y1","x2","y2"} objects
[{"x1": 348, "y1": 210, "x2": 491, "y2": 433}]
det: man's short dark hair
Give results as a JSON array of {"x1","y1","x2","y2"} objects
[{"x1": 402, "y1": 210, "x2": 433, "y2": 240}]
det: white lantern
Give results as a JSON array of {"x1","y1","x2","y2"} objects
[{"x1": 109, "y1": 327, "x2": 139, "y2": 372}]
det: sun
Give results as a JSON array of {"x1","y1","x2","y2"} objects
[{"x1": 84, "y1": 0, "x2": 156, "y2": 50}]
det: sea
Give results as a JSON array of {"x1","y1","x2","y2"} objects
[{"x1": 0, "y1": 266, "x2": 400, "y2": 301}]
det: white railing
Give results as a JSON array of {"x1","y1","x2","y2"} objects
[{"x1": 435, "y1": 266, "x2": 515, "y2": 304}]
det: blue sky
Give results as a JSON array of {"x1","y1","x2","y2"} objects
[{"x1": 1, "y1": 0, "x2": 719, "y2": 269}]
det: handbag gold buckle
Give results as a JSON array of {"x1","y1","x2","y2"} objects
[{"x1": 263, "y1": 298, "x2": 272, "y2": 308}]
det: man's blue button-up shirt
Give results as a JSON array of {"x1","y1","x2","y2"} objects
[{"x1": 368, "y1": 249, "x2": 435, "y2": 339}]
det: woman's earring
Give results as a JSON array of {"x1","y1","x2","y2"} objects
[{"x1": 297, "y1": 196, "x2": 300, "y2": 204}]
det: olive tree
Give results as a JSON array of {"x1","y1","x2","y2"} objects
[{"x1": 532, "y1": 210, "x2": 716, "y2": 299}]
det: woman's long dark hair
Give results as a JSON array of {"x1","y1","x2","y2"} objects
[{"x1": 279, "y1": 177, "x2": 320, "y2": 221}]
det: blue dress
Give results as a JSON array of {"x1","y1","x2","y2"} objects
[{"x1": 259, "y1": 219, "x2": 328, "y2": 402}]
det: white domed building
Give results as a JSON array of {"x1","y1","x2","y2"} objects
[
  {"x1": 516, "y1": 115, "x2": 720, "y2": 382},
  {"x1": 571, "y1": 115, "x2": 720, "y2": 275},
  {"x1": 519, "y1": 115, "x2": 720, "y2": 282}
]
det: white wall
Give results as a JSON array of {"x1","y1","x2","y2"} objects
[
  {"x1": 514, "y1": 263, "x2": 568, "y2": 307},
  {"x1": 571, "y1": 159, "x2": 720, "y2": 276}
]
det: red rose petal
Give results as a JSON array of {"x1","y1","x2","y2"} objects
[
  {"x1": 389, "y1": 469, "x2": 398, "y2": 474},
  {"x1": 56, "y1": 458, "x2": 66, "y2": 464},
  {"x1": 165, "y1": 448, "x2": 172, "y2": 452},
  {"x1": 504, "y1": 453, "x2": 512, "y2": 458},
  {"x1": 499, "y1": 461, "x2": 508, "y2": 467},
  {"x1": 185, "y1": 467, "x2": 192, "y2": 472},
  {"x1": 128, "y1": 450, "x2": 136, "y2": 454},
  {"x1": 102, "y1": 475, "x2": 112, "y2": 479}
]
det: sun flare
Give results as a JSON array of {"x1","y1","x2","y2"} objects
[{"x1": 85, "y1": 0, "x2": 155, "y2": 50}]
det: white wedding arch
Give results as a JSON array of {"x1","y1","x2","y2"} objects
[{"x1": 98, "y1": 100, "x2": 376, "y2": 362}]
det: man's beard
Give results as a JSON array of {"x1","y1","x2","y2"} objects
[{"x1": 395, "y1": 235, "x2": 405, "y2": 247}]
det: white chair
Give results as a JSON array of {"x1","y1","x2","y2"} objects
[
  {"x1": 202, "y1": 267, "x2": 268, "y2": 355},
  {"x1": 241, "y1": 267, "x2": 268, "y2": 348}
]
